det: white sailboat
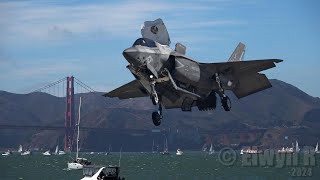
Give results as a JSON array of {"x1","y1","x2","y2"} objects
[
  {"x1": 315, "y1": 143, "x2": 319, "y2": 154},
  {"x1": 67, "y1": 97, "x2": 91, "y2": 170},
  {"x1": 21, "y1": 150, "x2": 31, "y2": 156},
  {"x1": 54, "y1": 145, "x2": 59, "y2": 155},
  {"x1": 105, "y1": 144, "x2": 112, "y2": 155},
  {"x1": 18, "y1": 145, "x2": 23, "y2": 153},
  {"x1": 55, "y1": 145, "x2": 66, "y2": 155},
  {"x1": 43, "y1": 150, "x2": 51, "y2": 156},
  {"x1": 208, "y1": 144, "x2": 214, "y2": 155},
  {"x1": 295, "y1": 141, "x2": 300, "y2": 153}
]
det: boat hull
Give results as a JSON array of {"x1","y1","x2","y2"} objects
[{"x1": 68, "y1": 162, "x2": 83, "y2": 170}]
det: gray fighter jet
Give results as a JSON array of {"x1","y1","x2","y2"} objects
[{"x1": 104, "y1": 18, "x2": 283, "y2": 126}]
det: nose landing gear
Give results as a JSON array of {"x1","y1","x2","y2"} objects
[{"x1": 150, "y1": 75, "x2": 162, "y2": 126}]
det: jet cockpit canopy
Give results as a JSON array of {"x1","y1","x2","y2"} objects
[{"x1": 132, "y1": 38, "x2": 157, "y2": 48}]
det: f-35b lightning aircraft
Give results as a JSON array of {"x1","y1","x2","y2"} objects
[{"x1": 104, "y1": 18, "x2": 283, "y2": 126}]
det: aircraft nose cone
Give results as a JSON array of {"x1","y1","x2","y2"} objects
[{"x1": 123, "y1": 48, "x2": 138, "y2": 62}]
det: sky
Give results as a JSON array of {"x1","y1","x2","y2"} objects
[{"x1": 0, "y1": 0, "x2": 319, "y2": 97}]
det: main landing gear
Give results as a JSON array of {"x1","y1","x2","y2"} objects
[
  {"x1": 150, "y1": 75, "x2": 162, "y2": 126},
  {"x1": 215, "y1": 73, "x2": 232, "y2": 111},
  {"x1": 152, "y1": 103, "x2": 162, "y2": 126}
]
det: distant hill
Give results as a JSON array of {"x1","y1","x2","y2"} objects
[{"x1": 0, "y1": 79, "x2": 319, "y2": 151}]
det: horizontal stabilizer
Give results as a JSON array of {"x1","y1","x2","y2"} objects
[{"x1": 233, "y1": 73, "x2": 271, "y2": 98}]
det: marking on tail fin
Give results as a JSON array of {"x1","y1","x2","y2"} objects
[{"x1": 228, "y1": 42, "x2": 246, "y2": 62}]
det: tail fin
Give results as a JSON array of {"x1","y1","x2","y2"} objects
[{"x1": 228, "y1": 42, "x2": 246, "y2": 62}]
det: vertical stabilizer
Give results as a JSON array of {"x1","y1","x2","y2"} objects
[{"x1": 228, "y1": 42, "x2": 246, "y2": 62}]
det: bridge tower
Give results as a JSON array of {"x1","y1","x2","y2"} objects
[{"x1": 65, "y1": 76, "x2": 75, "y2": 152}]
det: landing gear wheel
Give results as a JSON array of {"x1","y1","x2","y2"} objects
[
  {"x1": 221, "y1": 96, "x2": 231, "y2": 111},
  {"x1": 151, "y1": 94, "x2": 159, "y2": 105},
  {"x1": 152, "y1": 112, "x2": 162, "y2": 126}
]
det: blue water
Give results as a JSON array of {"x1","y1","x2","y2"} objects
[{"x1": 0, "y1": 152, "x2": 319, "y2": 180}]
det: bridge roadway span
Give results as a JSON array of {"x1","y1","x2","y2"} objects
[{"x1": 0, "y1": 124, "x2": 266, "y2": 135}]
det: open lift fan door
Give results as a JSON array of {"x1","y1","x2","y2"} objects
[{"x1": 141, "y1": 18, "x2": 171, "y2": 46}]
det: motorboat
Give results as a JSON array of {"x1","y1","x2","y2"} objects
[
  {"x1": 240, "y1": 148, "x2": 262, "y2": 154},
  {"x1": 43, "y1": 150, "x2": 51, "y2": 156},
  {"x1": 1, "y1": 150, "x2": 11, "y2": 156},
  {"x1": 59, "y1": 150, "x2": 66, "y2": 155},
  {"x1": 176, "y1": 149, "x2": 183, "y2": 156},
  {"x1": 68, "y1": 157, "x2": 92, "y2": 170},
  {"x1": 67, "y1": 97, "x2": 91, "y2": 170},
  {"x1": 81, "y1": 165, "x2": 125, "y2": 180},
  {"x1": 278, "y1": 147, "x2": 294, "y2": 153}
]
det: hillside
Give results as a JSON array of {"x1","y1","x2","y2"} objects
[{"x1": 0, "y1": 79, "x2": 319, "y2": 151}]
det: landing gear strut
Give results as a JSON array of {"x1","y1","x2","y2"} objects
[
  {"x1": 152, "y1": 103, "x2": 162, "y2": 126},
  {"x1": 150, "y1": 75, "x2": 162, "y2": 126},
  {"x1": 150, "y1": 76, "x2": 159, "y2": 105},
  {"x1": 215, "y1": 73, "x2": 231, "y2": 111}
]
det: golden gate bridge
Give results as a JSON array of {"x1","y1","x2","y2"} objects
[{"x1": 0, "y1": 76, "x2": 266, "y2": 151}]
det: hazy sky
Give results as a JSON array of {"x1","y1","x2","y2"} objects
[{"x1": 0, "y1": 0, "x2": 319, "y2": 97}]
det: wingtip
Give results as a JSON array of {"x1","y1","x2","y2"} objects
[{"x1": 275, "y1": 59, "x2": 284, "y2": 63}]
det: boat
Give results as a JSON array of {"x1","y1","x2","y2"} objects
[
  {"x1": 315, "y1": 143, "x2": 319, "y2": 154},
  {"x1": 208, "y1": 144, "x2": 214, "y2": 155},
  {"x1": 278, "y1": 147, "x2": 294, "y2": 153},
  {"x1": 176, "y1": 149, "x2": 183, "y2": 156},
  {"x1": 202, "y1": 144, "x2": 208, "y2": 152},
  {"x1": 43, "y1": 150, "x2": 51, "y2": 156},
  {"x1": 59, "y1": 150, "x2": 66, "y2": 155},
  {"x1": 54, "y1": 143, "x2": 66, "y2": 155},
  {"x1": 160, "y1": 137, "x2": 169, "y2": 155},
  {"x1": 105, "y1": 144, "x2": 112, "y2": 155},
  {"x1": 295, "y1": 140, "x2": 300, "y2": 153},
  {"x1": 21, "y1": 150, "x2": 31, "y2": 156},
  {"x1": 67, "y1": 97, "x2": 91, "y2": 170},
  {"x1": 1, "y1": 150, "x2": 11, "y2": 156},
  {"x1": 240, "y1": 148, "x2": 262, "y2": 154},
  {"x1": 81, "y1": 165, "x2": 125, "y2": 180},
  {"x1": 18, "y1": 145, "x2": 23, "y2": 153},
  {"x1": 54, "y1": 145, "x2": 59, "y2": 155}
]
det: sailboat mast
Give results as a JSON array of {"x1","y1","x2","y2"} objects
[{"x1": 76, "y1": 97, "x2": 82, "y2": 159}]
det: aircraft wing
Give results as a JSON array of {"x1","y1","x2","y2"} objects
[
  {"x1": 103, "y1": 80, "x2": 148, "y2": 99},
  {"x1": 200, "y1": 59, "x2": 283, "y2": 99},
  {"x1": 200, "y1": 59, "x2": 283, "y2": 76}
]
